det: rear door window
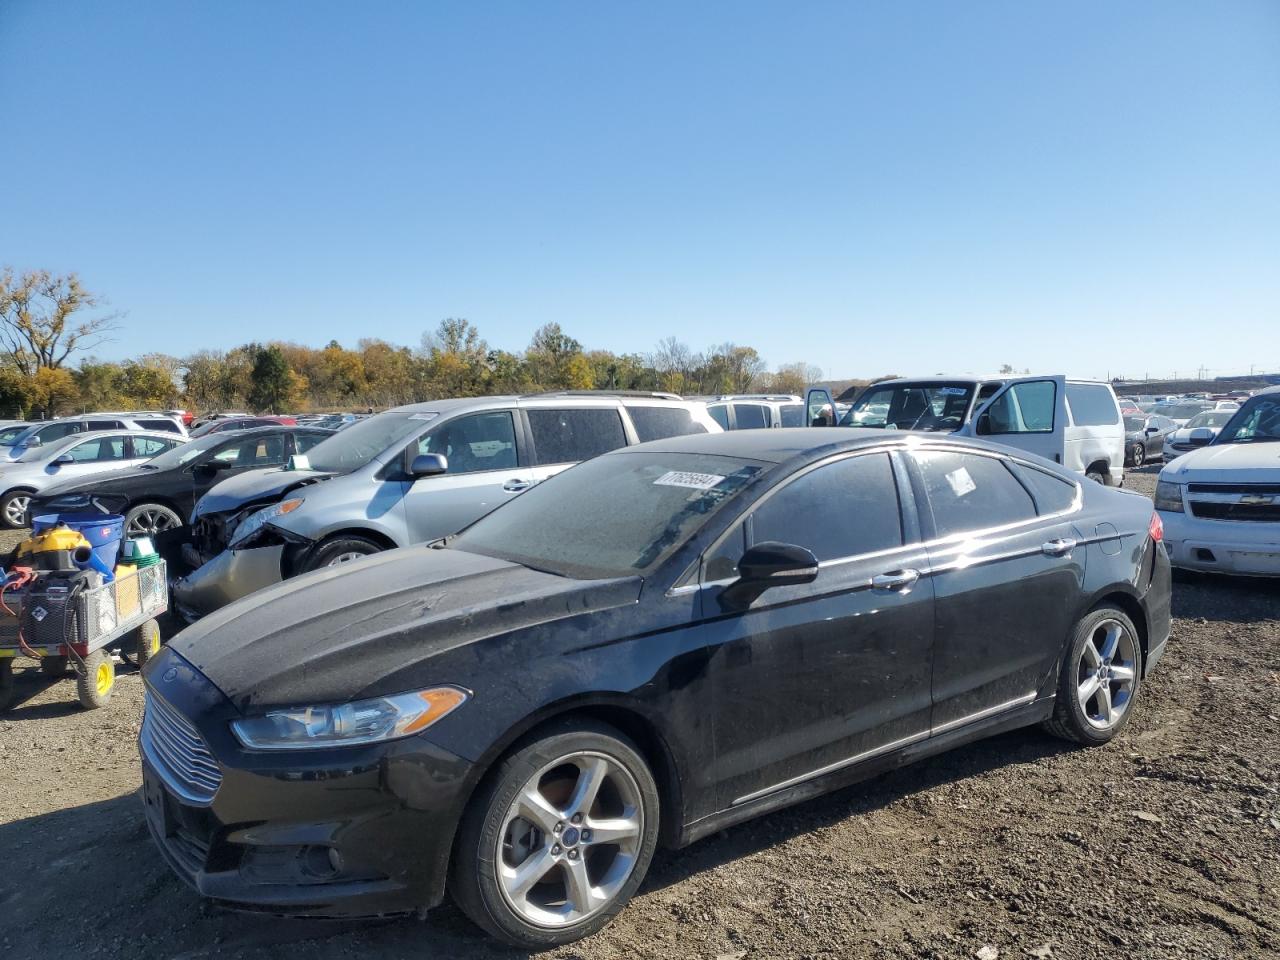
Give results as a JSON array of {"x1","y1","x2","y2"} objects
[
  {"x1": 418, "y1": 411, "x2": 518, "y2": 474},
  {"x1": 135, "y1": 418, "x2": 180, "y2": 433},
  {"x1": 87, "y1": 419, "x2": 122, "y2": 431},
  {"x1": 527, "y1": 408, "x2": 627, "y2": 465},
  {"x1": 731, "y1": 403, "x2": 769, "y2": 429},
  {"x1": 1065, "y1": 384, "x2": 1120, "y2": 426},
  {"x1": 67, "y1": 436, "x2": 128, "y2": 462},
  {"x1": 912, "y1": 450, "x2": 1036, "y2": 537},
  {"x1": 626, "y1": 405, "x2": 707, "y2": 443},
  {"x1": 131, "y1": 436, "x2": 177, "y2": 457},
  {"x1": 779, "y1": 403, "x2": 804, "y2": 427},
  {"x1": 751, "y1": 453, "x2": 903, "y2": 561}
]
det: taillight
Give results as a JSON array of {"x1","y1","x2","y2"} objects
[{"x1": 1148, "y1": 511, "x2": 1164, "y2": 543}]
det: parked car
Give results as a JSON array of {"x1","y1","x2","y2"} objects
[
  {"x1": 140, "y1": 428, "x2": 1171, "y2": 946},
  {"x1": 4, "y1": 414, "x2": 182, "y2": 462},
  {"x1": 703, "y1": 395, "x2": 805, "y2": 429},
  {"x1": 171, "y1": 393, "x2": 721, "y2": 619},
  {"x1": 1161, "y1": 409, "x2": 1237, "y2": 460},
  {"x1": 28, "y1": 426, "x2": 334, "y2": 539},
  {"x1": 189, "y1": 416, "x2": 297, "y2": 438},
  {"x1": 1155, "y1": 386, "x2": 1280, "y2": 576},
  {"x1": 806, "y1": 376, "x2": 1126, "y2": 485},
  {"x1": 0, "y1": 421, "x2": 31, "y2": 448},
  {"x1": 1151, "y1": 401, "x2": 1211, "y2": 428},
  {"x1": 0, "y1": 430, "x2": 185, "y2": 528},
  {"x1": 1123, "y1": 414, "x2": 1176, "y2": 467},
  {"x1": 82, "y1": 410, "x2": 189, "y2": 436}
]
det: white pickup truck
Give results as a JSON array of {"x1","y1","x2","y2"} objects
[{"x1": 804, "y1": 374, "x2": 1126, "y2": 485}]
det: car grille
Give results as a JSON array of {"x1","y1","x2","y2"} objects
[
  {"x1": 1190, "y1": 501, "x2": 1280, "y2": 522},
  {"x1": 1188, "y1": 483, "x2": 1280, "y2": 495},
  {"x1": 141, "y1": 689, "x2": 222, "y2": 804}
]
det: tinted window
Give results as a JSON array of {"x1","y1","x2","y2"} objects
[
  {"x1": 707, "y1": 404, "x2": 730, "y2": 430},
  {"x1": 1066, "y1": 384, "x2": 1120, "y2": 426},
  {"x1": 212, "y1": 435, "x2": 286, "y2": 467},
  {"x1": 779, "y1": 403, "x2": 804, "y2": 427},
  {"x1": 136, "y1": 418, "x2": 180, "y2": 433},
  {"x1": 1011, "y1": 462, "x2": 1078, "y2": 515},
  {"x1": 418, "y1": 411, "x2": 517, "y2": 474},
  {"x1": 983, "y1": 381, "x2": 1056, "y2": 433},
  {"x1": 87, "y1": 419, "x2": 121, "y2": 431},
  {"x1": 528, "y1": 408, "x2": 627, "y2": 464},
  {"x1": 752, "y1": 453, "x2": 903, "y2": 561},
  {"x1": 731, "y1": 403, "x2": 769, "y2": 429},
  {"x1": 66, "y1": 437, "x2": 128, "y2": 462},
  {"x1": 36, "y1": 422, "x2": 82, "y2": 443},
  {"x1": 294, "y1": 431, "x2": 329, "y2": 453},
  {"x1": 627, "y1": 405, "x2": 707, "y2": 443},
  {"x1": 132, "y1": 436, "x2": 175, "y2": 457},
  {"x1": 912, "y1": 450, "x2": 1036, "y2": 537}
]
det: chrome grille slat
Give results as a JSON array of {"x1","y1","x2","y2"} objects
[{"x1": 142, "y1": 689, "x2": 222, "y2": 803}]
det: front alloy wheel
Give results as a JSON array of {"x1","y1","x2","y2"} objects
[
  {"x1": 1128, "y1": 442, "x2": 1145, "y2": 468},
  {"x1": 453, "y1": 720, "x2": 660, "y2": 948}
]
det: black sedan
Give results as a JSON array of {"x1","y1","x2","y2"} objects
[
  {"x1": 1123, "y1": 414, "x2": 1175, "y2": 467},
  {"x1": 139, "y1": 430, "x2": 1171, "y2": 948},
  {"x1": 30, "y1": 426, "x2": 332, "y2": 538}
]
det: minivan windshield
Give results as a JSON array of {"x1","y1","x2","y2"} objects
[
  {"x1": 454, "y1": 451, "x2": 767, "y2": 579},
  {"x1": 1215, "y1": 395, "x2": 1280, "y2": 444},
  {"x1": 303, "y1": 410, "x2": 435, "y2": 473},
  {"x1": 841, "y1": 382, "x2": 974, "y2": 431}
]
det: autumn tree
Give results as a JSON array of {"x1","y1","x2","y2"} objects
[
  {"x1": 0, "y1": 268, "x2": 119, "y2": 375},
  {"x1": 248, "y1": 344, "x2": 304, "y2": 412},
  {"x1": 27, "y1": 367, "x2": 79, "y2": 417}
]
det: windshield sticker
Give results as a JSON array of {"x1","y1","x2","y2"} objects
[
  {"x1": 945, "y1": 466, "x2": 977, "y2": 498},
  {"x1": 654, "y1": 470, "x2": 725, "y2": 490},
  {"x1": 938, "y1": 387, "x2": 968, "y2": 396}
]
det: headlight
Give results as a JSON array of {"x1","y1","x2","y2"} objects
[
  {"x1": 1154, "y1": 480, "x2": 1184, "y2": 512},
  {"x1": 231, "y1": 686, "x2": 469, "y2": 750},
  {"x1": 229, "y1": 497, "x2": 305, "y2": 548}
]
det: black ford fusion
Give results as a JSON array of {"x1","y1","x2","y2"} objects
[{"x1": 140, "y1": 429, "x2": 1171, "y2": 947}]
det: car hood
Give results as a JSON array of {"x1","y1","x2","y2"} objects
[
  {"x1": 193, "y1": 467, "x2": 334, "y2": 520},
  {"x1": 1161, "y1": 442, "x2": 1280, "y2": 483},
  {"x1": 168, "y1": 545, "x2": 642, "y2": 710}
]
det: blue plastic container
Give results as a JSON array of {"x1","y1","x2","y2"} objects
[{"x1": 39, "y1": 513, "x2": 126, "y2": 573}]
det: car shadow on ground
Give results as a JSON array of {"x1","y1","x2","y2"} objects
[{"x1": 0, "y1": 725, "x2": 1077, "y2": 960}]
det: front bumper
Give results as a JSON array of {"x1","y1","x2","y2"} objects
[
  {"x1": 171, "y1": 544, "x2": 287, "y2": 620},
  {"x1": 1159, "y1": 509, "x2": 1280, "y2": 577},
  {"x1": 139, "y1": 648, "x2": 476, "y2": 917}
]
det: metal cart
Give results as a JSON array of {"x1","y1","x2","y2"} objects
[{"x1": 0, "y1": 561, "x2": 168, "y2": 711}]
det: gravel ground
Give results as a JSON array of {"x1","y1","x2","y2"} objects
[{"x1": 2, "y1": 466, "x2": 1278, "y2": 960}]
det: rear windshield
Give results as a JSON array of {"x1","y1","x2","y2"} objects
[
  {"x1": 453, "y1": 451, "x2": 767, "y2": 579},
  {"x1": 841, "y1": 383, "x2": 974, "y2": 431},
  {"x1": 303, "y1": 410, "x2": 435, "y2": 473}
]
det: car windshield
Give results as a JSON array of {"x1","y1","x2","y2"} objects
[
  {"x1": 0, "y1": 424, "x2": 32, "y2": 446},
  {"x1": 1156, "y1": 403, "x2": 1208, "y2": 420},
  {"x1": 1123, "y1": 416, "x2": 1147, "y2": 432},
  {"x1": 1216, "y1": 395, "x2": 1280, "y2": 444},
  {"x1": 453, "y1": 451, "x2": 768, "y2": 579},
  {"x1": 1185, "y1": 411, "x2": 1233, "y2": 430},
  {"x1": 302, "y1": 410, "x2": 435, "y2": 473},
  {"x1": 840, "y1": 383, "x2": 974, "y2": 431},
  {"x1": 137, "y1": 433, "x2": 226, "y2": 469}
]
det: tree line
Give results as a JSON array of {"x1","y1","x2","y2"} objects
[{"x1": 0, "y1": 267, "x2": 825, "y2": 417}]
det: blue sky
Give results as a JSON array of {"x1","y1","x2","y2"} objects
[{"x1": 1, "y1": 1, "x2": 1277, "y2": 381}]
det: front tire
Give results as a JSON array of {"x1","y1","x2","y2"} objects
[
  {"x1": 300, "y1": 535, "x2": 384, "y2": 573},
  {"x1": 1128, "y1": 443, "x2": 1145, "y2": 468},
  {"x1": 1043, "y1": 606, "x2": 1143, "y2": 746},
  {"x1": 0, "y1": 489, "x2": 33, "y2": 529},
  {"x1": 125, "y1": 503, "x2": 183, "y2": 539},
  {"x1": 452, "y1": 719, "x2": 660, "y2": 948}
]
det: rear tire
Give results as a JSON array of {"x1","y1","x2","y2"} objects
[
  {"x1": 1043, "y1": 606, "x2": 1143, "y2": 746},
  {"x1": 300, "y1": 535, "x2": 384, "y2": 573},
  {"x1": 452, "y1": 719, "x2": 660, "y2": 948}
]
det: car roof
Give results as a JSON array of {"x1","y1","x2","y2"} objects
[
  {"x1": 37, "y1": 428, "x2": 182, "y2": 453},
  {"x1": 622, "y1": 426, "x2": 1019, "y2": 464},
  {"x1": 385, "y1": 395, "x2": 702, "y2": 416}
]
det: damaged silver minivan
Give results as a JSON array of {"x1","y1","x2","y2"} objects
[{"x1": 171, "y1": 392, "x2": 719, "y2": 619}]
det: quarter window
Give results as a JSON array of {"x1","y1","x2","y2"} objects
[
  {"x1": 706, "y1": 404, "x2": 730, "y2": 430},
  {"x1": 912, "y1": 451, "x2": 1036, "y2": 537},
  {"x1": 751, "y1": 453, "x2": 903, "y2": 562},
  {"x1": 418, "y1": 411, "x2": 518, "y2": 473},
  {"x1": 527, "y1": 408, "x2": 626, "y2": 465},
  {"x1": 1065, "y1": 383, "x2": 1120, "y2": 427},
  {"x1": 132, "y1": 436, "x2": 175, "y2": 457},
  {"x1": 732, "y1": 403, "x2": 768, "y2": 429},
  {"x1": 627, "y1": 406, "x2": 707, "y2": 443},
  {"x1": 779, "y1": 403, "x2": 804, "y2": 427},
  {"x1": 1011, "y1": 462, "x2": 1078, "y2": 515}
]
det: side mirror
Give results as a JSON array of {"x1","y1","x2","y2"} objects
[
  {"x1": 409, "y1": 453, "x2": 448, "y2": 478},
  {"x1": 54, "y1": 453, "x2": 74, "y2": 465},
  {"x1": 1145, "y1": 425, "x2": 1160, "y2": 435},
  {"x1": 720, "y1": 541, "x2": 819, "y2": 609},
  {"x1": 26, "y1": 437, "x2": 42, "y2": 448},
  {"x1": 975, "y1": 412, "x2": 992, "y2": 436},
  {"x1": 1188, "y1": 427, "x2": 1214, "y2": 447}
]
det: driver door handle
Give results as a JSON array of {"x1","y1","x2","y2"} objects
[
  {"x1": 503, "y1": 478, "x2": 534, "y2": 493},
  {"x1": 871, "y1": 569, "x2": 920, "y2": 592},
  {"x1": 1042, "y1": 538, "x2": 1076, "y2": 557}
]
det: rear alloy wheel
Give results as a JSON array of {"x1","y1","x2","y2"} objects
[
  {"x1": 125, "y1": 503, "x2": 183, "y2": 539},
  {"x1": 453, "y1": 720, "x2": 660, "y2": 948},
  {"x1": 302, "y1": 535, "x2": 385, "y2": 572},
  {"x1": 0, "y1": 490, "x2": 32, "y2": 529},
  {"x1": 1043, "y1": 607, "x2": 1143, "y2": 746},
  {"x1": 1128, "y1": 443, "x2": 1145, "y2": 468}
]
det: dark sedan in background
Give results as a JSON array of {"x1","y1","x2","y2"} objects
[
  {"x1": 30, "y1": 426, "x2": 332, "y2": 538},
  {"x1": 1124, "y1": 413, "x2": 1177, "y2": 467},
  {"x1": 139, "y1": 430, "x2": 1170, "y2": 948}
]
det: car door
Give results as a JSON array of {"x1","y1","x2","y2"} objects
[
  {"x1": 703, "y1": 450, "x2": 936, "y2": 807},
  {"x1": 398, "y1": 408, "x2": 527, "y2": 544},
  {"x1": 905, "y1": 447, "x2": 1084, "y2": 730},
  {"x1": 804, "y1": 388, "x2": 836, "y2": 427},
  {"x1": 52, "y1": 434, "x2": 134, "y2": 481},
  {"x1": 959, "y1": 375, "x2": 1068, "y2": 466}
]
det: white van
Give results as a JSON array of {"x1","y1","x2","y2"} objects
[{"x1": 805, "y1": 375, "x2": 1126, "y2": 485}]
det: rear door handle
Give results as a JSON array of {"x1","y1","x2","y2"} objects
[
  {"x1": 871, "y1": 569, "x2": 920, "y2": 592},
  {"x1": 503, "y1": 478, "x2": 534, "y2": 492},
  {"x1": 1042, "y1": 538, "x2": 1076, "y2": 557}
]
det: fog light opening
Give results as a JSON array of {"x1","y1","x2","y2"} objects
[
  {"x1": 1195, "y1": 548, "x2": 1216, "y2": 563},
  {"x1": 299, "y1": 844, "x2": 342, "y2": 881}
]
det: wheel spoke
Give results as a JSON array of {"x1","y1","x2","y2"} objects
[
  {"x1": 1081, "y1": 638, "x2": 1102, "y2": 669},
  {"x1": 1097, "y1": 682, "x2": 1114, "y2": 723},
  {"x1": 502, "y1": 849, "x2": 556, "y2": 899},
  {"x1": 566, "y1": 756, "x2": 609, "y2": 819},
  {"x1": 516, "y1": 785, "x2": 563, "y2": 834},
  {"x1": 1098, "y1": 624, "x2": 1122, "y2": 662},
  {"x1": 1110, "y1": 663, "x2": 1136, "y2": 684},
  {"x1": 586, "y1": 811, "x2": 641, "y2": 845},
  {"x1": 562, "y1": 857, "x2": 600, "y2": 916},
  {"x1": 1077, "y1": 673, "x2": 1101, "y2": 710}
]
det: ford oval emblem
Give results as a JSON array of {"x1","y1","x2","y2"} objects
[{"x1": 162, "y1": 667, "x2": 178, "y2": 683}]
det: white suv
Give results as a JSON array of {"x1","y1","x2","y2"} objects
[
  {"x1": 1155, "y1": 386, "x2": 1280, "y2": 576},
  {"x1": 3, "y1": 414, "x2": 186, "y2": 462},
  {"x1": 703, "y1": 395, "x2": 806, "y2": 430}
]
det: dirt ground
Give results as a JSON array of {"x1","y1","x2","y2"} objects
[{"x1": 2, "y1": 465, "x2": 1278, "y2": 960}]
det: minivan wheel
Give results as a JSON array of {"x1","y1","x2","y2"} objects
[
  {"x1": 301, "y1": 535, "x2": 384, "y2": 572},
  {"x1": 452, "y1": 720, "x2": 660, "y2": 948},
  {"x1": 1043, "y1": 606, "x2": 1143, "y2": 746}
]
